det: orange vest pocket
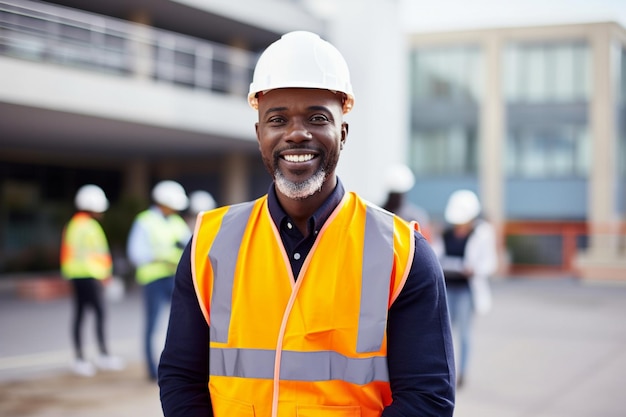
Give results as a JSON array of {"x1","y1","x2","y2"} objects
[{"x1": 211, "y1": 390, "x2": 256, "y2": 417}]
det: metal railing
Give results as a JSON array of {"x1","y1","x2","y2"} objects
[
  {"x1": 504, "y1": 221, "x2": 626, "y2": 275},
  {"x1": 0, "y1": 0, "x2": 257, "y2": 96}
]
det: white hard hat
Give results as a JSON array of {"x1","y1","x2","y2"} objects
[
  {"x1": 384, "y1": 164, "x2": 415, "y2": 193},
  {"x1": 444, "y1": 189, "x2": 481, "y2": 225},
  {"x1": 75, "y1": 184, "x2": 109, "y2": 213},
  {"x1": 248, "y1": 31, "x2": 355, "y2": 114},
  {"x1": 152, "y1": 180, "x2": 189, "y2": 211},
  {"x1": 189, "y1": 190, "x2": 216, "y2": 214}
]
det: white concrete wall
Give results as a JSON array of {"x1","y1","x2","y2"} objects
[
  {"x1": 325, "y1": 0, "x2": 409, "y2": 205},
  {"x1": 0, "y1": 57, "x2": 257, "y2": 141}
]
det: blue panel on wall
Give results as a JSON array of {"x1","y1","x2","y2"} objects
[
  {"x1": 506, "y1": 178, "x2": 587, "y2": 220},
  {"x1": 408, "y1": 177, "x2": 588, "y2": 222},
  {"x1": 408, "y1": 177, "x2": 479, "y2": 223}
]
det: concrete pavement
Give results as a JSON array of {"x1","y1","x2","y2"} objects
[
  {"x1": 455, "y1": 277, "x2": 626, "y2": 417},
  {"x1": 1, "y1": 276, "x2": 625, "y2": 417},
  {"x1": 0, "y1": 286, "x2": 166, "y2": 417}
]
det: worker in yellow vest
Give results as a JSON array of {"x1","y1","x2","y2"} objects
[
  {"x1": 60, "y1": 184, "x2": 125, "y2": 377},
  {"x1": 126, "y1": 180, "x2": 191, "y2": 381},
  {"x1": 158, "y1": 31, "x2": 455, "y2": 416}
]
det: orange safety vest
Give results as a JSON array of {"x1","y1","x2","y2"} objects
[{"x1": 192, "y1": 192, "x2": 417, "y2": 417}]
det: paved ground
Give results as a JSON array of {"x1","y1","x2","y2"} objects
[{"x1": 1, "y1": 276, "x2": 625, "y2": 417}]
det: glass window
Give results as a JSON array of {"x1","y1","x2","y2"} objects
[
  {"x1": 506, "y1": 124, "x2": 590, "y2": 177},
  {"x1": 409, "y1": 46, "x2": 482, "y2": 176},
  {"x1": 526, "y1": 46, "x2": 547, "y2": 101},
  {"x1": 411, "y1": 126, "x2": 478, "y2": 176},
  {"x1": 552, "y1": 46, "x2": 576, "y2": 100},
  {"x1": 411, "y1": 46, "x2": 482, "y2": 102},
  {"x1": 504, "y1": 42, "x2": 590, "y2": 102}
]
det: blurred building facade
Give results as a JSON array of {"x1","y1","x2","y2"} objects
[
  {"x1": 0, "y1": 0, "x2": 407, "y2": 279},
  {"x1": 406, "y1": 22, "x2": 626, "y2": 281},
  {"x1": 1, "y1": 0, "x2": 624, "y2": 282}
]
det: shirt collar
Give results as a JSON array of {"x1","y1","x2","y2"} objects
[
  {"x1": 150, "y1": 205, "x2": 169, "y2": 218},
  {"x1": 267, "y1": 178, "x2": 346, "y2": 234}
]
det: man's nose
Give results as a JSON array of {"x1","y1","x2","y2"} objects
[{"x1": 285, "y1": 120, "x2": 312, "y2": 142}]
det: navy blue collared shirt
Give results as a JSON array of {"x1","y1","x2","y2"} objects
[
  {"x1": 266, "y1": 180, "x2": 344, "y2": 278},
  {"x1": 159, "y1": 179, "x2": 455, "y2": 417}
]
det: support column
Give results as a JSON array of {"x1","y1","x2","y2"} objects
[
  {"x1": 222, "y1": 153, "x2": 249, "y2": 204},
  {"x1": 227, "y1": 38, "x2": 251, "y2": 97},
  {"x1": 575, "y1": 25, "x2": 625, "y2": 281},
  {"x1": 127, "y1": 10, "x2": 153, "y2": 81},
  {"x1": 480, "y1": 36, "x2": 507, "y2": 274},
  {"x1": 123, "y1": 159, "x2": 150, "y2": 201}
]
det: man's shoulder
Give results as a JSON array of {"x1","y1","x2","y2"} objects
[
  {"x1": 470, "y1": 219, "x2": 495, "y2": 240},
  {"x1": 136, "y1": 208, "x2": 155, "y2": 217}
]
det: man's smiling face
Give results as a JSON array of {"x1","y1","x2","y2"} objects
[{"x1": 255, "y1": 88, "x2": 347, "y2": 201}]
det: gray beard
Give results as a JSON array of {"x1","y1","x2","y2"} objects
[{"x1": 274, "y1": 169, "x2": 326, "y2": 200}]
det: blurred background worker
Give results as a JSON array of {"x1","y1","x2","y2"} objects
[
  {"x1": 60, "y1": 184, "x2": 125, "y2": 377},
  {"x1": 185, "y1": 190, "x2": 217, "y2": 230},
  {"x1": 432, "y1": 189, "x2": 498, "y2": 388},
  {"x1": 126, "y1": 180, "x2": 191, "y2": 381},
  {"x1": 382, "y1": 163, "x2": 431, "y2": 241}
]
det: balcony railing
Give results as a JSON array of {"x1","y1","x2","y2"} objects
[{"x1": 0, "y1": 0, "x2": 257, "y2": 96}]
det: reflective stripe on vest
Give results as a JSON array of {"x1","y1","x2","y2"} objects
[
  {"x1": 209, "y1": 202, "x2": 255, "y2": 344},
  {"x1": 359, "y1": 206, "x2": 394, "y2": 353},
  {"x1": 208, "y1": 200, "x2": 396, "y2": 384},
  {"x1": 210, "y1": 347, "x2": 389, "y2": 384}
]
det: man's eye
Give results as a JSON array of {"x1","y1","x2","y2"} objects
[
  {"x1": 310, "y1": 115, "x2": 329, "y2": 122},
  {"x1": 268, "y1": 116, "x2": 285, "y2": 124}
]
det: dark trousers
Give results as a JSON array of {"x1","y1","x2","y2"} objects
[
  {"x1": 143, "y1": 276, "x2": 175, "y2": 379},
  {"x1": 70, "y1": 278, "x2": 108, "y2": 360}
]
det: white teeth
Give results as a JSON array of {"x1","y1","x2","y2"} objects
[{"x1": 284, "y1": 154, "x2": 314, "y2": 163}]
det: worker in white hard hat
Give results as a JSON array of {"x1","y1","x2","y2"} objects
[
  {"x1": 382, "y1": 163, "x2": 432, "y2": 241},
  {"x1": 159, "y1": 31, "x2": 455, "y2": 416},
  {"x1": 61, "y1": 184, "x2": 125, "y2": 377},
  {"x1": 185, "y1": 190, "x2": 217, "y2": 230},
  {"x1": 431, "y1": 189, "x2": 498, "y2": 389},
  {"x1": 126, "y1": 180, "x2": 191, "y2": 381}
]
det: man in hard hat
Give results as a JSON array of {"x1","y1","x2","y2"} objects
[
  {"x1": 159, "y1": 31, "x2": 455, "y2": 416},
  {"x1": 382, "y1": 163, "x2": 432, "y2": 241},
  {"x1": 61, "y1": 184, "x2": 125, "y2": 377},
  {"x1": 431, "y1": 189, "x2": 498, "y2": 388},
  {"x1": 127, "y1": 180, "x2": 191, "y2": 381}
]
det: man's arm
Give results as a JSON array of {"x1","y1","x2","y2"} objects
[
  {"x1": 126, "y1": 218, "x2": 153, "y2": 267},
  {"x1": 383, "y1": 233, "x2": 456, "y2": 417},
  {"x1": 159, "y1": 240, "x2": 212, "y2": 417}
]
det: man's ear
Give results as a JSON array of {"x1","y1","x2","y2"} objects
[{"x1": 341, "y1": 122, "x2": 349, "y2": 148}]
